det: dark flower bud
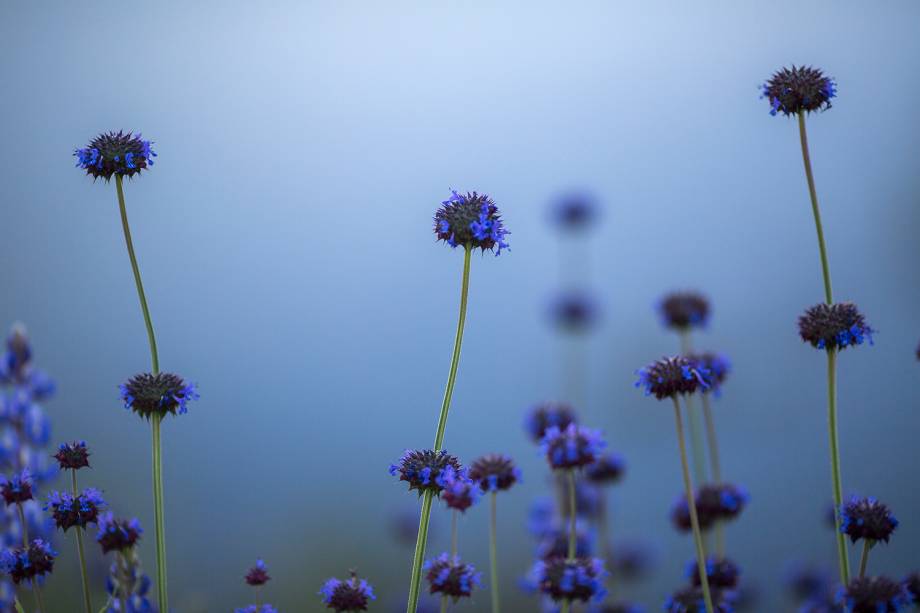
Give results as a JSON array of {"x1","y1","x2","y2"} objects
[
  {"x1": 45, "y1": 488, "x2": 106, "y2": 532},
  {"x1": 54, "y1": 440, "x2": 91, "y2": 470},
  {"x1": 0, "y1": 470, "x2": 34, "y2": 505},
  {"x1": 635, "y1": 356, "x2": 710, "y2": 400},
  {"x1": 687, "y1": 556, "x2": 741, "y2": 589},
  {"x1": 584, "y1": 453, "x2": 626, "y2": 486},
  {"x1": 798, "y1": 302, "x2": 874, "y2": 351},
  {"x1": 120, "y1": 372, "x2": 199, "y2": 419},
  {"x1": 96, "y1": 513, "x2": 143, "y2": 553},
  {"x1": 245, "y1": 559, "x2": 270, "y2": 586},
  {"x1": 671, "y1": 483, "x2": 749, "y2": 532},
  {"x1": 533, "y1": 557, "x2": 607, "y2": 603},
  {"x1": 664, "y1": 585, "x2": 734, "y2": 613},
  {"x1": 839, "y1": 576, "x2": 911, "y2": 613},
  {"x1": 658, "y1": 292, "x2": 710, "y2": 330},
  {"x1": 74, "y1": 131, "x2": 156, "y2": 181},
  {"x1": 2, "y1": 323, "x2": 32, "y2": 381},
  {"x1": 424, "y1": 553, "x2": 481, "y2": 602},
  {"x1": 541, "y1": 424, "x2": 606, "y2": 470},
  {"x1": 389, "y1": 449, "x2": 462, "y2": 496},
  {"x1": 762, "y1": 65, "x2": 836, "y2": 117},
  {"x1": 438, "y1": 466, "x2": 481, "y2": 513},
  {"x1": 524, "y1": 402, "x2": 578, "y2": 443},
  {"x1": 434, "y1": 190, "x2": 509, "y2": 255},
  {"x1": 319, "y1": 570, "x2": 376, "y2": 612},
  {"x1": 469, "y1": 453, "x2": 521, "y2": 492},
  {"x1": 549, "y1": 291, "x2": 600, "y2": 334},
  {"x1": 550, "y1": 192, "x2": 598, "y2": 231},
  {"x1": 839, "y1": 496, "x2": 898, "y2": 544},
  {"x1": 0, "y1": 539, "x2": 56, "y2": 584}
]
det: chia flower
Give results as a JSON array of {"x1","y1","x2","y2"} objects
[
  {"x1": 798, "y1": 302, "x2": 874, "y2": 351},
  {"x1": 53, "y1": 440, "x2": 91, "y2": 470},
  {"x1": 0, "y1": 539, "x2": 56, "y2": 585},
  {"x1": 524, "y1": 402, "x2": 578, "y2": 442},
  {"x1": 245, "y1": 559, "x2": 271, "y2": 586},
  {"x1": 671, "y1": 483, "x2": 749, "y2": 532},
  {"x1": 0, "y1": 470, "x2": 33, "y2": 505},
  {"x1": 437, "y1": 466, "x2": 481, "y2": 512},
  {"x1": 688, "y1": 352, "x2": 731, "y2": 393},
  {"x1": 687, "y1": 557, "x2": 741, "y2": 589},
  {"x1": 389, "y1": 449, "x2": 462, "y2": 496},
  {"x1": 44, "y1": 488, "x2": 106, "y2": 531},
  {"x1": 549, "y1": 291, "x2": 600, "y2": 334},
  {"x1": 434, "y1": 190, "x2": 509, "y2": 255},
  {"x1": 903, "y1": 572, "x2": 920, "y2": 605},
  {"x1": 551, "y1": 192, "x2": 598, "y2": 231},
  {"x1": 540, "y1": 424, "x2": 606, "y2": 470},
  {"x1": 105, "y1": 551, "x2": 154, "y2": 613},
  {"x1": 536, "y1": 526, "x2": 592, "y2": 561},
  {"x1": 424, "y1": 553, "x2": 481, "y2": 601},
  {"x1": 635, "y1": 356, "x2": 710, "y2": 400},
  {"x1": 584, "y1": 453, "x2": 626, "y2": 486},
  {"x1": 319, "y1": 570, "x2": 376, "y2": 611},
  {"x1": 800, "y1": 592, "x2": 843, "y2": 613},
  {"x1": 761, "y1": 65, "x2": 836, "y2": 117},
  {"x1": 664, "y1": 586, "x2": 734, "y2": 613},
  {"x1": 839, "y1": 496, "x2": 898, "y2": 544},
  {"x1": 658, "y1": 292, "x2": 710, "y2": 330},
  {"x1": 838, "y1": 576, "x2": 911, "y2": 612},
  {"x1": 96, "y1": 513, "x2": 142, "y2": 553},
  {"x1": 119, "y1": 372, "x2": 199, "y2": 419},
  {"x1": 533, "y1": 557, "x2": 607, "y2": 603},
  {"x1": 469, "y1": 453, "x2": 521, "y2": 492},
  {"x1": 74, "y1": 131, "x2": 156, "y2": 181}
]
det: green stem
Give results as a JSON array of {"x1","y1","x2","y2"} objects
[
  {"x1": 72, "y1": 471, "x2": 93, "y2": 613},
  {"x1": 700, "y1": 394, "x2": 724, "y2": 557},
  {"x1": 440, "y1": 596, "x2": 448, "y2": 613},
  {"x1": 16, "y1": 503, "x2": 28, "y2": 546},
  {"x1": 406, "y1": 246, "x2": 473, "y2": 613},
  {"x1": 566, "y1": 471, "x2": 577, "y2": 559},
  {"x1": 858, "y1": 540, "x2": 872, "y2": 579},
  {"x1": 672, "y1": 397, "x2": 714, "y2": 613},
  {"x1": 451, "y1": 510, "x2": 458, "y2": 558},
  {"x1": 489, "y1": 492, "x2": 500, "y2": 613},
  {"x1": 827, "y1": 349, "x2": 849, "y2": 585},
  {"x1": 679, "y1": 331, "x2": 708, "y2": 487},
  {"x1": 797, "y1": 112, "x2": 833, "y2": 304}
]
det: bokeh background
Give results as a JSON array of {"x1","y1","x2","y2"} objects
[{"x1": 2, "y1": 1, "x2": 919, "y2": 611}]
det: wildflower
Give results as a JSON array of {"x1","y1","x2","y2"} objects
[
  {"x1": 799, "y1": 303, "x2": 874, "y2": 351},
  {"x1": 671, "y1": 483, "x2": 749, "y2": 532},
  {"x1": 658, "y1": 292, "x2": 710, "y2": 330},
  {"x1": 762, "y1": 65, "x2": 836, "y2": 117},
  {"x1": 0, "y1": 539, "x2": 56, "y2": 584},
  {"x1": 838, "y1": 576, "x2": 910, "y2": 612},
  {"x1": 688, "y1": 352, "x2": 731, "y2": 393},
  {"x1": 245, "y1": 559, "x2": 271, "y2": 586},
  {"x1": 903, "y1": 572, "x2": 920, "y2": 605},
  {"x1": 664, "y1": 585, "x2": 734, "y2": 613},
  {"x1": 551, "y1": 192, "x2": 598, "y2": 231},
  {"x1": 45, "y1": 488, "x2": 106, "y2": 531},
  {"x1": 438, "y1": 466, "x2": 481, "y2": 512},
  {"x1": 120, "y1": 373, "x2": 199, "y2": 419},
  {"x1": 584, "y1": 453, "x2": 626, "y2": 486},
  {"x1": 96, "y1": 513, "x2": 142, "y2": 553},
  {"x1": 54, "y1": 440, "x2": 91, "y2": 470},
  {"x1": 424, "y1": 553, "x2": 481, "y2": 601},
  {"x1": 74, "y1": 131, "x2": 156, "y2": 181},
  {"x1": 319, "y1": 570, "x2": 376, "y2": 611},
  {"x1": 785, "y1": 561, "x2": 832, "y2": 601},
  {"x1": 105, "y1": 552, "x2": 154, "y2": 613},
  {"x1": 536, "y1": 526, "x2": 592, "y2": 561},
  {"x1": 389, "y1": 449, "x2": 461, "y2": 496},
  {"x1": 533, "y1": 557, "x2": 607, "y2": 603},
  {"x1": 687, "y1": 556, "x2": 741, "y2": 589},
  {"x1": 635, "y1": 356, "x2": 710, "y2": 400},
  {"x1": 469, "y1": 453, "x2": 521, "y2": 492},
  {"x1": 0, "y1": 470, "x2": 33, "y2": 505},
  {"x1": 541, "y1": 424, "x2": 605, "y2": 470},
  {"x1": 524, "y1": 403, "x2": 578, "y2": 442},
  {"x1": 434, "y1": 190, "x2": 509, "y2": 254},
  {"x1": 549, "y1": 291, "x2": 600, "y2": 334},
  {"x1": 609, "y1": 541, "x2": 656, "y2": 581},
  {"x1": 839, "y1": 496, "x2": 898, "y2": 544}
]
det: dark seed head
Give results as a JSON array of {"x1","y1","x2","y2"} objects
[
  {"x1": 533, "y1": 557, "x2": 606, "y2": 603},
  {"x1": 389, "y1": 450, "x2": 462, "y2": 496},
  {"x1": 319, "y1": 571, "x2": 376, "y2": 612},
  {"x1": 671, "y1": 483, "x2": 749, "y2": 533},
  {"x1": 551, "y1": 192, "x2": 598, "y2": 231},
  {"x1": 245, "y1": 559, "x2": 271, "y2": 586},
  {"x1": 839, "y1": 496, "x2": 898, "y2": 544},
  {"x1": 434, "y1": 190, "x2": 509, "y2": 255},
  {"x1": 839, "y1": 576, "x2": 911, "y2": 613},
  {"x1": 762, "y1": 65, "x2": 837, "y2": 117},
  {"x1": 658, "y1": 292, "x2": 710, "y2": 330},
  {"x1": 635, "y1": 356, "x2": 710, "y2": 400},
  {"x1": 54, "y1": 440, "x2": 91, "y2": 470},
  {"x1": 584, "y1": 453, "x2": 626, "y2": 486},
  {"x1": 798, "y1": 302, "x2": 874, "y2": 351},
  {"x1": 0, "y1": 539, "x2": 56, "y2": 585},
  {"x1": 119, "y1": 372, "x2": 199, "y2": 420},
  {"x1": 524, "y1": 402, "x2": 578, "y2": 443},
  {"x1": 549, "y1": 291, "x2": 600, "y2": 334},
  {"x1": 541, "y1": 424, "x2": 606, "y2": 470},
  {"x1": 687, "y1": 556, "x2": 741, "y2": 589},
  {"x1": 96, "y1": 513, "x2": 143, "y2": 554},
  {"x1": 74, "y1": 131, "x2": 156, "y2": 181},
  {"x1": 468, "y1": 454, "x2": 521, "y2": 492},
  {"x1": 424, "y1": 554, "x2": 481, "y2": 601},
  {"x1": 0, "y1": 470, "x2": 34, "y2": 505}
]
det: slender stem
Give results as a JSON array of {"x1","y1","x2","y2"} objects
[
  {"x1": 679, "y1": 332, "x2": 708, "y2": 487},
  {"x1": 256, "y1": 586, "x2": 262, "y2": 608},
  {"x1": 858, "y1": 540, "x2": 872, "y2": 578},
  {"x1": 826, "y1": 349, "x2": 849, "y2": 585},
  {"x1": 72, "y1": 471, "x2": 93, "y2": 613},
  {"x1": 440, "y1": 596, "x2": 448, "y2": 613},
  {"x1": 32, "y1": 584, "x2": 45, "y2": 613},
  {"x1": 700, "y1": 393, "x2": 724, "y2": 557},
  {"x1": 16, "y1": 503, "x2": 28, "y2": 546},
  {"x1": 566, "y1": 471, "x2": 577, "y2": 559},
  {"x1": 672, "y1": 397, "x2": 714, "y2": 613},
  {"x1": 797, "y1": 112, "x2": 833, "y2": 304},
  {"x1": 407, "y1": 247, "x2": 473, "y2": 613},
  {"x1": 451, "y1": 510, "x2": 458, "y2": 558},
  {"x1": 489, "y1": 492, "x2": 500, "y2": 613}
]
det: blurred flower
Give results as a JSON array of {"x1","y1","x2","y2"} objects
[
  {"x1": 536, "y1": 525, "x2": 592, "y2": 561},
  {"x1": 424, "y1": 553, "x2": 481, "y2": 601},
  {"x1": 540, "y1": 424, "x2": 605, "y2": 470},
  {"x1": 548, "y1": 291, "x2": 600, "y2": 334},
  {"x1": 671, "y1": 483, "x2": 749, "y2": 532},
  {"x1": 798, "y1": 303, "x2": 874, "y2": 351},
  {"x1": 664, "y1": 585, "x2": 734, "y2": 613},
  {"x1": 0, "y1": 469, "x2": 34, "y2": 505},
  {"x1": 688, "y1": 352, "x2": 731, "y2": 394},
  {"x1": 434, "y1": 190, "x2": 509, "y2": 255},
  {"x1": 589, "y1": 603, "x2": 644, "y2": 613},
  {"x1": 527, "y1": 497, "x2": 555, "y2": 537},
  {"x1": 389, "y1": 449, "x2": 462, "y2": 496},
  {"x1": 525, "y1": 403, "x2": 578, "y2": 443},
  {"x1": 96, "y1": 513, "x2": 143, "y2": 554},
  {"x1": 236, "y1": 606, "x2": 278, "y2": 613},
  {"x1": 550, "y1": 192, "x2": 598, "y2": 232},
  {"x1": 687, "y1": 557, "x2": 740, "y2": 589},
  {"x1": 784, "y1": 561, "x2": 832, "y2": 602},
  {"x1": 120, "y1": 373, "x2": 199, "y2": 420},
  {"x1": 903, "y1": 572, "x2": 919, "y2": 605},
  {"x1": 609, "y1": 541, "x2": 656, "y2": 582},
  {"x1": 74, "y1": 131, "x2": 156, "y2": 182},
  {"x1": 438, "y1": 466, "x2": 481, "y2": 512},
  {"x1": 469, "y1": 453, "x2": 521, "y2": 492},
  {"x1": 839, "y1": 496, "x2": 898, "y2": 544},
  {"x1": 533, "y1": 557, "x2": 606, "y2": 604},
  {"x1": 658, "y1": 292, "x2": 710, "y2": 330},
  {"x1": 584, "y1": 453, "x2": 626, "y2": 486},
  {"x1": 45, "y1": 488, "x2": 106, "y2": 531},
  {"x1": 915, "y1": 340, "x2": 920, "y2": 362},
  {"x1": 245, "y1": 559, "x2": 271, "y2": 586},
  {"x1": 105, "y1": 549, "x2": 154, "y2": 613},
  {"x1": 0, "y1": 538, "x2": 56, "y2": 584},
  {"x1": 838, "y1": 576, "x2": 910, "y2": 612},
  {"x1": 319, "y1": 571, "x2": 376, "y2": 612},
  {"x1": 800, "y1": 591, "x2": 843, "y2": 613},
  {"x1": 761, "y1": 66, "x2": 836, "y2": 117},
  {"x1": 389, "y1": 506, "x2": 433, "y2": 546},
  {"x1": 54, "y1": 440, "x2": 91, "y2": 470},
  {"x1": 635, "y1": 356, "x2": 710, "y2": 400}
]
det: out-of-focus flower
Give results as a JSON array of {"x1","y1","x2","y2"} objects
[
  {"x1": 838, "y1": 576, "x2": 910, "y2": 612},
  {"x1": 525, "y1": 403, "x2": 578, "y2": 443},
  {"x1": 469, "y1": 454, "x2": 521, "y2": 492},
  {"x1": 635, "y1": 356, "x2": 710, "y2": 400},
  {"x1": 424, "y1": 553, "x2": 481, "y2": 602},
  {"x1": 96, "y1": 513, "x2": 142, "y2": 554},
  {"x1": 839, "y1": 496, "x2": 898, "y2": 544},
  {"x1": 549, "y1": 291, "x2": 600, "y2": 334},
  {"x1": 686, "y1": 556, "x2": 741, "y2": 589},
  {"x1": 584, "y1": 453, "x2": 625, "y2": 486},
  {"x1": 533, "y1": 557, "x2": 607, "y2": 604},
  {"x1": 245, "y1": 559, "x2": 271, "y2": 586},
  {"x1": 671, "y1": 483, "x2": 749, "y2": 532},
  {"x1": 0, "y1": 538, "x2": 56, "y2": 584},
  {"x1": 540, "y1": 424, "x2": 605, "y2": 470},
  {"x1": 550, "y1": 192, "x2": 598, "y2": 232},
  {"x1": 438, "y1": 466, "x2": 481, "y2": 512},
  {"x1": 658, "y1": 292, "x2": 710, "y2": 331}
]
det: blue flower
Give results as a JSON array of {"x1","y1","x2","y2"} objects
[
  {"x1": 390, "y1": 449, "x2": 461, "y2": 496},
  {"x1": 839, "y1": 496, "x2": 898, "y2": 544},
  {"x1": 469, "y1": 453, "x2": 521, "y2": 492},
  {"x1": 540, "y1": 424, "x2": 606, "y2": 470},
  {"x1": 0, "y1": 539, "x2": 57, "y2": 585},
  {"x1": 838, "y1": 576, "x2": 910, "y2": 612},
  {"x1": 525, "y1": 402, "x2": 578, "y2": 443},
  {"x1": 96, "y1": 513, "x2": 143, "y2": 553},
  {"x1": 550, "y1": 192, "x2": 598, "y2": 231},
  {"x1": 105, "y1": 554, "x2": 154, "y2": 612},
  {"x1": 424, "y1": 553, "x2": 481, "y2": 601},
  {"x1": 319, "y1": 571, "x2": 376, "y2": 611},
  {"x1": 584, "y1": 453, "x2": 626, "y2": 486},
  {"x1": 799, "y1": 303, "x2": 874, "y2": 351},
  {"x1": 54, "y1": 440, "x2": 91, "y2": 470},
  {"x1": 688, "y1": 352, "x2": 731, "y2": 395},
  {"x1": 658, "y1": 292, "x2": 710, "y2": 330},
  {"x1": 74, "y1": 131, "x2": 156, "y2": 182},
  {"x1": 44, "y1": 488, "x2": 106, "y2": 531},
  {"x1": 549, "y1": 290, "x2": 600, "y2": 334},
  {"x1": 120, "y1": 372, "x2": 199, "y2": 420},
  {"x1": 762, "y1": 66, "x2": 836, "y2": 117},
  {"x1": 0, "y1": 469, "x2": 34, "y2": 505},
  {"x1": 438, "y1": 466, "x2": 481, "y2": 512},
  {"x1": 664, "y1": 585, "x2": 735, "y2": 612},
  {"x1": 635, "y1": 356, "x2": 710, "y2": 400},
  {"x1": 685, "y1": 556, "x2": 740, "y2": 589},
  {"x1": 434, "y1": 190, "x2": 510, "y2": 255},
  {"x1": 533, "y1": 557, "x2": 607, "y2": 603},
  {"x1": 245, "y1": 558, "x2": 271, "y2": 586}
]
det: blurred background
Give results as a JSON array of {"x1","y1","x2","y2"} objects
[{"x1": 1, "y1": 1, "x2": 919, "y2": 610}]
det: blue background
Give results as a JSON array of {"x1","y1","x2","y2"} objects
[{"x1": 2, "y1": 1, "x2": 919, "y2": 611}]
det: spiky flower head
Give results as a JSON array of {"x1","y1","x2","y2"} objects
[
  {"x1": 434, "y1": 190, "x2": 509, "y2": 255},
  {"x1": 469, "y1": 453, "x2": 521, "y2": 492},
  {"x1": 664, "y1": 586, "x2": 734, "y2": 613},
  {"x1": 671, "y1": 483, "x2": 749, "y2": 533},
  {"x1": 533, "y1": 557, "x2": 607, "y2": 603},
  {"x1": 585, "y1": 453, "x2": 626, "y2": 486},
  {"x1": 0, "y1": 470, "x2": 33, "y2": 505},
  {"x1": 438, "y1": 466, "x2": 481, "y2": 512},
  {"x1": 74, "y1": 131, "x2": 156, "y2": 181},
  {"x1": 0, "y1": 539, "x2": 56, "y2": 585},
  {"x1": 903, "y1": 572, "x2": 920, "y2": 605},
  {"x1": 688, "y1": 352, "x2": 731, "y2": 394},
  {"x1": 524, "y1": 402, "x2": 578, "y2": 442},
  {"x1": 424, "y1": 553, "x2": 481, "y2": 602},
  {"x1": 319, "y1": 571, "x2": 375, "y2": 612},
  {"x1": 762, "y1": 65, "x2": 836, "y2": 117},
  {"x1": 45, "y1": 488, "x2": 106, "y2": 532},
  {"x1": 687, "y1": 556, "x2": 741, "y2": 589},
  {"x1": 389, "y1": 449, "x2": 462, "y2": 496},
  {"x1": 839, "y1": 576, "x2": 910, "y2": 612},
  {"x1": 798, "y1": 302, "x2": 874, "y2": 351},
  {"x1": 245, "y1": 559, "x2": 271, "y2": 586},
  {"x1": 839, "y1": 496, "x2": 898, "y2": 544},
  {"x1": 551, "y1": 192, "x2": 598, "y2": 231},
  {"x1": 119, "y1": 372, "x2": 199, "y2": 420},
  {"x1": 54, "y1": 440, "x2": 91, "y2": 470},
  {"x1": 541, "y1": 424, "x2": 606, "y2": 470},
  {"x1": 658, "y1": 292, "x2": 710, "y2": 330},
  {"x1": 635, "y1": 356, "x2": 710, "y2": 400},
  {"x1": 96, "y1": 513, "x2": 143, "y2": 554},
  {"x1": 549, "y1": 291, "x2": 600, "y2": 334}
]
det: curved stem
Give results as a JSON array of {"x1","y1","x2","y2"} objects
[
  {"x1": 827, "y1": 349, "x2": 849, "y2": 585},
  {"x1": 72, "y1": 471, "x2": 93, "y2": 613},
  {"x1": 672, "y1": 397, "x2": 714, "y2": 613},
  {"x1": 406, "y1": 491, "x2": 434, "y2": 613},
  {"x1": 797, "y1": 112, "x2": 833, "y2": 304},
  {"x1": 489, "y1": 492, "x2": 500, "y2": 613},
  {"x1": 858, "y1": 540, "x2": 871, "y2": 578}
]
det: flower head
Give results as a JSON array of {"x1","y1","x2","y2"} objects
[
  {"x1": 469, "y1": 453, "x2": 521, "y2": 492},
  {"x1": 96, "y1": 513, "x2": 143, "y2": 553},
  {"x1": 319, "y1": 571, "x2": 375, "y2": 612},
  {"x1": 0, "y1": 539, "x2": 56, "y2": 585},
  {"x1": 839, "y1": 496, "x2": 898, "y2": 544},
  {"x1": 762, "y1": 65, "x2": 836, "y2": 117},
  {"x1": 549, "y1": 291, "x2": 600, "y2": 334},
  {"x1": 658, "y1": 292, "x2": 710, "y2": 330},
  {"x1": 424, "y1": 553, "x2": 481, "y2": 601},
  {"x1": 54, "y1": 440, "x2": 91, "y2": 471},
  {"x1": 434, "y1": 190, "x2": 509, "y2": 255},
  {"x1": 838, "y1": 576, "x2": 911, "y2": 612},
  {"x1": 799, "y1": 303, "x2": 874, "y2": 351},
  {"x1": 585, "y1": 453, "x2": 626, "y2": 486},
  {"x1": 903, "y1": 572, "x2": 920, "y2": 605},
  {"x1": 74, "y1": 131, "x2": 156, "y2": 181},
  {"x1": 0, "y1": 470, "x2": 33, "y2": 505},
  {"x1": 635, "y1": 356, "x2": 710, "y2": 400},
  {"x1": 533, "y1": 557, "x2": 607, "y2": 603},
  {"x1": 687, "y1": 556, "x2": 741, "y2": 589},
  {"x1": 688, "y1": 352, "x2": 731, "y2": 394},
  {"x1": 438, "y1": 466, "x2": 481, "y2": 512},
  {"x1": 245, "y1": 559, "x2": 271, "y2": 586},
  {"x1": 525, "y1": 402, "x2": 578, "y2": 443},
  {"x1": 540, "y1": 424, "x2": 605, "y2": 470},
  {"x1": 119, "y1": 372, "x2": 199, "y2": 420},
  {"x1": 45, "y1": 488, "x2": 106, "y2": 532},
  {"x1": 389, "y1": 449, "x2": 462, "y2": 496},
  {"x1": 664, "y1": 585, "x2": 734, "y2": 613},
  {"x1": 551, "y1": 192, "x2": 598, "y2": 231},
  {"x1": 671, "y1": 483, "x2": 749, "y2": 532}
]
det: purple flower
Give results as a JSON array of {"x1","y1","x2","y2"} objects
[
  {"x1": 319, "y1": 571, "x2": 376, "y2": 611},
  {"x1": 245, "y1": 559, "x2": 271, "y2": 586},
  {"x1": 0, "y1": 539, "x2": 56, "y2": 585},
  {"x1": 389, "y1": 449, "x2": 462, "y2": 496},
  {"x1": 44, "y1": 488, "x2": 106, "y2": 531},
  {"x1": 434, "y1": 190, "x2": 509, "y2": 255},
  {"x1": 120, "y1": 372, "x2": 199, "y2": 419},
  {"x1": 468, "y1": 454, "x2": 521, "y2": 492},
  {"x1": 424, "y1": 553, "x2": 481, "y2": 601},
  {"x1": 74, "y1": 131, "x2": 156, "y2": 181},
  {"x1": 54, "y1": 440, "x2": 91, "y2": 470},
  {"x1": 635, "y1": 356, "x2": 710, "y2": 400},
  {"x1": 540, "y1": 424, "x2": 606, "y2": 470},
  {"x1": 438, "y1": 466, "x2": 481, "y2": 513},
  {"x1": 96, "y1": 513, "x2": 143, "y2": 553},
  {"x1": 533, "y1": 557, "x2": 607, "y2": 603},
  {"x1": 0, "y1": 470, "x2": 34, "y2": 505},
  {"x1": 762, "y1": 66, "x2": 836, "y2": 117}
]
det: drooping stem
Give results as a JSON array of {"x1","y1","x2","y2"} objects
[
  {"x1": 797, "y1": 112, "x2": 833, "y2": 305},
  {"x1": 72, "y1": 470, "x2": 93, "y2": 613},
  {"x1": 489, "y1": 492, "x2": 500, "y2": 613},
  {"x1": 826, "y1": 349, "x2": 849, "y2": 585},
  {"x1": 672, "y1": 397, "x2": 714, "y2": 613},
  {"x1": 679, "y1": 331, "x2": 708, "y2": 487},
  {"x1": 858, "y1": 540, "x2": 872, "y2": 579}
]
